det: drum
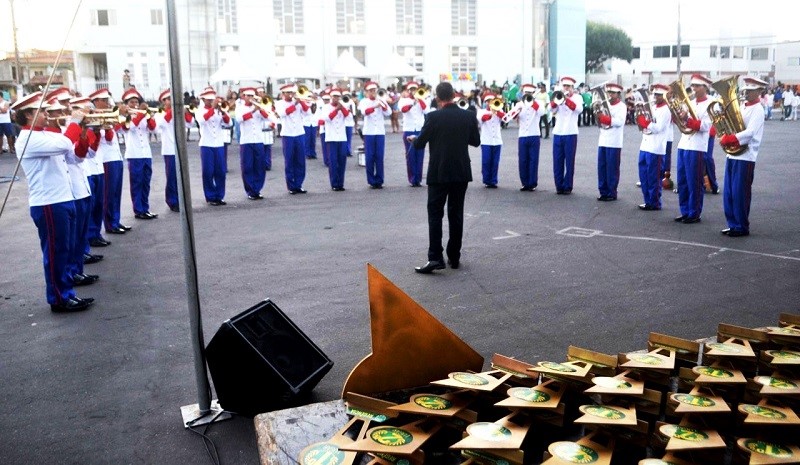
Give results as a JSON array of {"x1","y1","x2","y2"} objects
[
  {"x1": 222, "y1": 128, "x2": 232, "y2": 144},
  {"x1": 357, "y1": 146, "x2": 366, "y2": 167},
  {"x1": 262, "y1": 129, "x2": 274, "y2": 145}
]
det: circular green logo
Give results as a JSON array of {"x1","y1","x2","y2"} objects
[
  {"x1": 744, "y1": 440, "x2": 793, "y2": 458},
  {"x1": 370, "y1": 427, "x2": 413, "y2": 447},
  {"x1": 509, "y1": 387, "x2": 551, "y2": 403},
  {"x1": 706, "y1": 342, "x2": 742, "y2": 353},
  {"x1": 538, "y1": 361, "x2": 577, "y2": 372},
  {"x1": 673, "y1": 394, "x2": 716, "y2": 407},
  {"x1": 740, "y1": 404, "x2": 787, "y2": 419},
  {"x1": 628, "y1": 354, "x2": 665, "y2": 365},
  {"x1": 550, "y1": 442, "x2": 599, "y2": 463},
  {"x1": 413, "y1": 395, "x2": 452, "y2": 410},
  {"x1": 756, "y1": 376, "x2": 798, "y2": 389},
  {"x1": 768, "y1": 326, "x2": 800, "y2": 335},
  {"x1": 766, "y1": 349, "x2": 800, "y2": 360},
  {"x1": 466, "y1": 422, "x2": 512, "y2": 442},
  {"x1": 695, "y1": 366, "x2": 734, "y2": 378},
  {"x1": 300, "y1": 443, "x2": 345, "y2": 465},
  {"x1": 659, "y1": 424, "x2": 709, "y2": 442},
  {"x1": 592, "y1": 377, "x2": 633, "y2": 389},
  {"x1": 449, "y1": 372, "x2": 490, "y2": 385},
  {"x1": 581, "y1": 405, "x2": 626, "y2": 420}
]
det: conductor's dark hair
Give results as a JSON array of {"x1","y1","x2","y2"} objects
[{"x1": 435, "y1": 82, "x2": 455, "y2": 102}]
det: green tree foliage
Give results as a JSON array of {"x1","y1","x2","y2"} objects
[{"x1": 586, "y1": 21, "x2": 633, "y2": 72}]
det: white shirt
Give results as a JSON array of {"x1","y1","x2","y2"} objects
[
  {"x1": 729, "y1": 100, "x2": 765, "y2": 163},
  {"x1": 236, "y1": 104, "x2": 269, "y2": 145},
  {"x1": 16, "y1": 128, "x2": 75, "y2": 206},
  {"x1": 64, "y1": 145, "x2": 91, "y2": 200},
  {"x1": 517, "y1": 100, "x2": 546, "y2": 138},
  {"x1": 358, "y1": 97, "x2": 390, "y2": 136},
  {"x1": 477, "y1": 109, "x2": 503, "y2": 146},
  {"x1": 322, "y1": 103, "x2": 348, "y2": 142},
  {"x1": 98, "y1": 127, "x2": 123, "y2": 163},
  {"x1": 639, "y1": 102, "x2": 672, "y2": 155},
  {"x1": 551, "y1": 92, "x2": 583, "y2": 136},
  {"x1": 398, "y1": 96, "x2": 431, "y2": 132},
  {"x1": 597, "y1": 99, "x2": 627, "y2": 148},
  {"x1": 275, "y1": 99, "x2": 310, "y2": 137},
  {"x1": 154, "y1": 112, "x2": 176, "y2": 155},
  {"x1": 124, "y1": 115, "x2": 153, "y2": 159},
  {"x1": 0, "y1": 100, "x2": 11, "y2": 123},
  {"x1": 677, "y1": 96, "x2": 712, "y2": 152},
  {"x1": 194, "y1": 106, "x2": 229, "y2": 148},
  {"x1": 343, "y1": 99, "x2": 356, "y2": 127}
]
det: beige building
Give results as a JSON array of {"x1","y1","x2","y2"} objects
[{"x1": 0, "y1": 50, "x2": 75, "y2": 98}]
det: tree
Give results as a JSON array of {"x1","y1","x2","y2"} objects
[{"x1": 586, "y1": 21, "x2": 633, "y2": 72}]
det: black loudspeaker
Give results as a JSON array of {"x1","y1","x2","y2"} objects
[{"x1": 205, "y1": 299, "x2": 334, "y2": 417}]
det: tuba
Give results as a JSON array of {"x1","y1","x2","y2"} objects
[
  {"x1": 633, "y1": 88, "x2": 656, "y2": 134},
  {"x1": 590, "y1": 83, "x2": 612, "y2": 129},
  {"x1": 666, "y1": 76, "x2": 698, "y2": 134},
  {"x1": 708, "y1": 75, "x2": 748, "y2": 156}
]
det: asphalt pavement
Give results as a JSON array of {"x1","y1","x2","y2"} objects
[{"x1": 1, "y1": 119, "x2": 798, "y2": 464}]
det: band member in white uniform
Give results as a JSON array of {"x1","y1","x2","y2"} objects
[
  {"x1": 357, "y1": 82, "x2": 391, "y2": 188},
  {"x1": 595, "y1": 83, "x2": 627, "y2": 201}
]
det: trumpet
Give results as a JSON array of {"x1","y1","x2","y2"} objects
[
  {"x1": 83, "y1": 110, "x2": 125, "y2": 128},
  {"x1": 414, "y1": 87, "x2": 429, "y2": 100},
  {"x1": 552, "y1": 90, "x2": 565, "y2": 106},
  {"x1": 377, "y1": 88, "x2": 388, "y2": 100},
  {"x1": 250, "y1": 97, "x2": 278, "y2": 118},
  {"x1": 666, "y1": 76, "x2": 698, "y2": 134},
  {"x1": 342, "y1": 95, "x2": 351, "y2": 104},
  {"x1": 522, "y1": 93, "x2": 535, "y2": 104},
  {"x1": 457, "y1": 98, "x2": 469, "y2": 110},
  {"x1": 488, "y1": 97, "x2": 504, "y2": 113}
]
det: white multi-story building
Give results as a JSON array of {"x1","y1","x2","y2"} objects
[{"x1": 73, "y1": 0, "x2": 586, "y2": 101}]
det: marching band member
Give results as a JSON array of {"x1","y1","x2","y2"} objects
[
  {"x1": 89, "y1": 88, "x2": 130, "y2": 235},
  {"x1": 120, "y1": 88, "x2": 158, "y2": 219},
  {"x1": 635, "y1": 84, "x2": 672, "y2": 210},
  {"x1": 235, "y1": 87, "x2": 270, "y2": 200},
  {"x1": 357, "y1": 81, "x2": 391, "y2": 189},
  {"x1": 704, "y1": 125, "x2": 719, "y2": 194},
  {"x1": 595, "y1": 83, "x2": 627, "y2": 201},
  {"x1": 304, "y1": 91, "x2": 318, "y2": 159},
  {"x1": 399, "y1": 81, "x2": 430, "y2": 186},
  {"x1": 536, "y1": 82, "x2": 550, "y2": 139},
  {"x1": 13, "y1": 92, "x2": 95, "y2": 312},
  {"x1": 515, "y1": 84, "x2": 546, "y2": 191},
  {"x1": 154, "y1": 88, "x2": 193, "y2": 212},
  {"x1": 550, "y1": 76, "x2": 583, "y2": 194},
  {"x1": 674, "y1": 74, "x2": 713, "y2": 224},
  {"x1": 195, "y1": 87, "x2": 230, "y2": 206},
  {"x1": 316, "y1": 91, "x2": 331, "y2": 167},
  {"x1": 476, "y1": 94, "x2": 504, "y2": 188},
  {"x1": 342, "y1": 89, "x2": 356, "y2": 157},
  {"x1": 718, "y1": 77, "x2": 767, "y2": 237},
  {"x1": 662, "y1": 110, "x2": 675, "y2": 190},
  {"x1": 275, "y1": 82, "x2": 311, "y2": 194},
  {"x1": 322, "y1": 88, "x2": 349, "y2": 191}
]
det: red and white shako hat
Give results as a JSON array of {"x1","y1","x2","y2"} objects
[
  {"x1": 159, "y1": 89, "x2": 172, "y2": 101},
  {"x1": 329, "y1": 88, "x2": 342, "y2": 97},
  {"x1": 88, "y1": 88, "x2": 111, "y2": 101},
  {"x1": 199, "y1": 86, "x2": 217, "y2": 99},
  {"x1": 70, "y1": 96, "x2": 92, "y2": 108},
  {"x1": 364, "y1": 81, "x2": 379, "y2": 91},
  {"x1": 280, "y1": 83, "x2": 298, "y2": 93},
  {"x1": 121, "y1": 88, "x2": 143, "y2": 102},
  {"x1": 240, "y1": 87, "x2": 256, "y2": 96},
  {"x1": 521, "y1": 84, "x2": 536, "y2": 93},
  {"x1": 651, "y1": 83, "x2": 670, "y2": 94},
  {"x1": 405, "y1": 81, "x2": 419, "y2": 90},
  {"x1": 560, "y1": 76, "x2": 577, "y2": 87},
  {"x1": 11, "y1": 91, "x2": 45, "y2": 111},
  {"x1": 46, "y1": 87, "x2": 72, "y2": 102},
  {"x1": 45, "y1": 97, "x2": 66, "y2": 111},
  {"x1": 605, "y1": 83, "x2": 624, "y2": 93},
  {"x1": 741, "y1": 76, "x2": 768, "y2": 91},
  {"x1": 690, "y1": 74, "x2": 713, "y2": 87},
  {"x1": 483, "y1": 93, "x2": 496, "y2": 103}
]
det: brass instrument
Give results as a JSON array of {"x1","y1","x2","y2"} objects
[
  {"x1": 522, "y1": 93, "x2": 535, "y2": 104},
  {"x1": 250, "y1": 97, "x2": 278, "y2": 118},
  {"x1": 457, "y1": 98, "x2": 469, "y2": 110},
  {"x1": 633, "y1": 88, "x2": 656, "y2": 134},
  {"x1": 261, "y1": 95, "x2": 273, "y2": 107},
  {"x1": 708, "y1": 75, "x2": 748, "y2": 156},
  {"x1": 489, "y1": 97, "x2": 504, "y2": 113},
  {"x1": 83, "y1": 110, "x2": 125, "y2": 128},
  {"x1": 296, "y1": 84, "x2": 313, "y2": 101},
  {"x1": 414, "y1": 87, "x2": 429, "y2": 100},
  {"x1": 552, "y1": 90, "x2": 565, "y2": 106},
  {"x1": 501, "y1": 101, "x2": 523, "y2": 123},
  {"x1": 47, "y1": 115, "x2": 69, "y2": 126},
  {"x1": 377, "y1": 88, "x2": 388, "y2": 100},
  {"x1": 342, "y1": 95, "x2": 351, "y2": 104},
  {"x1": 666, "y1": 76, "x2": 698, "y2": 134},
  {"x1": 590, "y1": 83, "x2": 612, "y2": 129}
]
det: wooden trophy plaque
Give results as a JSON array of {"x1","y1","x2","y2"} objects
[
  {"x1": 638, "y1": 453, "x2": 696, "y2": 465},
  {"x1": 341, "y1": 417, "x2": 442, "y2": 456},
  {"x1": 738, "y1": 398, "x2": 800, "y2": 425},
  {"x1": 690, "y1": 362, "x2": 748, "y2": 385},
  {"x1": 495, "y1": 379, "x2": 564, "y2": 409},
  {"x1": 574, "y1": 403, "x2": 638, "y2": 426},
  {"x1": 735, "y1": 438, "x2": 800, "y2": 465},
  {"x1": 298, "y1": 417, "x2": 371, "y2": 465},
  {"x1": 762, "y1": 348, "x2": 800, "y2": 367},
  {"x1": 431, "y1": 370, "x2": 512, "y2": 392},
  {"x1": 459, "y1": 448, "x2": 524, "y2": 465},
  {"x1": 388, "y1": 391, "x2": 473, "y2": 419},
  {"x1": 657, "y1": 420, "x2": 726, "y2": 452},
  {"x1": 530, "y1": 360, "x2": 593, "y2": 380},
  {"x1": 704, "y1": 337, "x2": 756, "y2": 359},
  {"x1": 752, "y1": 372, "x2": 800, "y2": 395},
  {"x1": 450, "y1": 411, "x2": 532, "y2": 451},
  {"x1": 543, "y1": 431, "x2": 615, "y2": 465},
  {"x1": 584, "y1": 370, "x2": 645, "y2": 395},
  {"x1": 648, "y1": 332, "x2": 701, "y2": 365},
  {"x1": 668, "y1": 385, "x2": 731, "y2": 414},
  {"x1": 621, "y1": 347, "x2": 676, "y2": 371}
]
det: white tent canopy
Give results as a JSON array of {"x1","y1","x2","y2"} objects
[
  {"x1": 209, "y1": 55, "x2": 263, "y2": 83},
  {"x1": 377, "y1": 53, "x2": 421, "y2": 79},
  {"x1": 327, "y1": 50, "x2": 372, "y2": 78},
  {"x1": 272, "y1": 52, "x2": 321, "y2": 80}
]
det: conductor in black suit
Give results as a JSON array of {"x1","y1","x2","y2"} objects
[{"x1": 409, "y1": 82, "x2": 481, "y2": 274}]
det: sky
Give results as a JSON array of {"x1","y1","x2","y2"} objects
[{"x1": 1, "y1": 0, "x2": 798, "y2": 55}]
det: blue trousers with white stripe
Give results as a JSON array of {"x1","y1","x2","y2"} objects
[
  {"x1": 200, "y1": 146, "x2": 226, "y2": 202},
  {"x1": 163, "y1": 155, "x2": 178, "y2": 209},
  {"x1": 103, "y1": 160, "x2": 123, "y2": 230},
  {"x1": 128, "y1": 158, "x2": 153, "y2": 215},
  {"x1": 676, "y1": 148, "x2": 705, "y2": 219},
  {"x1": 723, "y1": 158, "x2": 755, "y2": 233},
  {"x1": 327, "y1": 141, "x2": 348, "y2": 189},
  {"x1": 31, "y1": 201, "x2": 76, "y2": 305},
  {"x1": 403, "y1": 131, "x2": 424, "y2": 185},
  {"x1": 481, "y1": 145, "x2": 502, "y2": 186},
  {"x1": 363, "y1": 134, "x2": 385, "y2": 187},
  {"x1": 239, "y1": 143, "x2": 267, "y2": 197},
  {"x1": 85, "y1": 173, "x2": 104, "y2": 247},
  {"x1": 282, "y1": 135, "x2": 306, "y2": 192},
  {"x1": 638, "y1": 151, "x2": 663, "y2": 208},
  {"x1": 553, "y1": 134, "x2": 577, "y2": 192},
  {"x1": 597, "y1": 146, "x2": 621, "y2": 199},
  {"x1": 518, "y1": 135, "x2": 541, "y2": 189}
]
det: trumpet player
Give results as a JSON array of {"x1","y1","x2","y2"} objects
[
  {"x1": 154, "y1": 89, "x2": 194, "y2": 212},
  {"x1": 635, "y1": 84, "x2": 672, "y2": 210},
  {"x1": 514, "y1": 84, "x2": 547, "y2": 191},
  {"x1": 357, "y1": 82, "x2": 391, "y2": 189},
  {"x1": 275, "y1": 82, "x2": 311, "y2": 194},
  {"x1": 342, "y1": 90, "x2": 356, "y2": 157},
  {"x1": 476, "y1": 94, "x2": 504, "y2": 188},
  {"x1": 195, "y1": 87, "x2": 231, "y2": 205},
  {"x1": 399, "y1": 81, "x2": 430, "y2": 186},
  {"x1": 322, "y1": 88, "x2": 350, "y2": 191},
  {"x1": 718, "y1": 77, "x2": 766, "y2": 237},
  {"x1": 235, "y1": 88, "x2": 271, "y2": 200},
  {"x1": 550, "y1": 76, "x2": 583, "y2": 194},
  {"x1": 674, "y1": 74, "x2": 713, "y2": 224},
  {"x1": 120, "y1": 88, "x2": 158, "y2": 220},
  {"x1": 595, "y1": 83, "x2": 627, "y2": 201}
]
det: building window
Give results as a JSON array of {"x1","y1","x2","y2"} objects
[
  {"x1": 750, "y1": 47, "x2": 768, "y2": 60},
  {"x1": 671, "y1": 44, "x2": 689, "y2": 57},
  {"x1": 787, "y1": 57, "x2": 800, "y2": 66},
  {"x1": 395, "y1": 46, "x2": 424, "y2": 71},
  {"x1": 337, "y1": 0, "x2": 365, "y2": 34},
  {"x1": 709, "y1": 45, "x2": 717, "y2": 58},
  {"x1": 151, "y1": 9, "x2": 164, "y2": 25},
  {"x1": 451, "y1": 0, "x2": 476, "y2": 36},
  {"x1": 632, "y1": 47, "x2": 640, "y2": 59},
  {"x1": 396, "y1": 0, "x2": 422, "y2": 35},
  {"x1": 653, "y1": 45, "x2": 670, "y2": 58},
  {"x1": 337, "y1": 46, "x2": 366, "y2": 65},
  {"x1": 91, "y1": 9, "x2": 117, "y2": 26},
  {"x1": 140, "y1": 63, "x2": 149, "y2": 88},
  {"x1": 733, "y1": 46, "x2": 744, "y2": 59},
  {"x1": 274, "y1": 0, "x2": 304, "y2": 34},
  {"x1": 159, "y1": 63, "x2": 167, "y2": 83},
  {"x1": 217, "y1": 0, "x2": 238, "y2": 34},
  {"x1": 450, "y1": 46, "x2": 477, "y2": 74},
  {"x1": 720, "y1": 46, "x2": 730, "y2": 58},
  {"x1": 275, "y1": 45, "x2": 306, "y2": 57}
]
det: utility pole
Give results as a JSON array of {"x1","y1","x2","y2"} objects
[
  {"x1": 676, "y1": 0, "x2": 682, "y2": 77},
  {"x1": 10, "y1": 0, "x2": 23, "y2": 92}
]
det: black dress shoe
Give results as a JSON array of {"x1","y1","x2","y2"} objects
[
  {"x1": 73, "y1": 274, "x2": 99, "y2": 286},
  {"x1": 247, "y1": 195, "x2": 261, "y2": 200},
  {"x1": 597, "y1": 196, "x2": 608, "y2": 201},
  {"x1": 51, "y1": 297, "x2": 92, "y2": 313},
  {"x1": 447, "y1": 259, "x2": 460, "y2": 269},
  {"x1": 89, "y1": 238, "x2": 111, "y2": 247},
  {"x1": 84, "y1": 253, "x2": 103, "y2": 264},
  {"x1": 674, "y1": 215, "x2": 687, "y2": 222},
  {"x1": 414, "y1": 260, "x2": 446, "y2": 274},
  {"x1": 682, "y1": 217, "x2": 701, "y2": 224},
  {"x1": 75, "y1": 296, "x2": 95, "y2": 304},
  {"x1": 295, "y1": 189, "x2": 307, "y2": 194},
  {"x1": 107, "y1": 228, "x2": 126, "y2": 234},
  {"x1": 169, "y1": 205, "x2": 180, "y2": 212},
  {"x1": 638, "y1": 204, "x2": 660, "y2": 211},
  {"x1": 134, "y1": 213, "x2": 154, "y2": 219},
  {"x1": 721, "y1": 228, "x2": 731, "y2": 235},
  {"x1": 411, "y1": 183, "x2": 422, "y2": 187},
  {"x1": 119, "y1": 224, "x2": 132, "y2": 231},
  {"x1": 556, "y1": 190, "x2": 564, "y2": 195},
  {"x1": 145, "y1": 212, "x2": 158, "y2": 219},
  {"x1": 727, "y1": 229, "x2": 749, "y2": 237}
]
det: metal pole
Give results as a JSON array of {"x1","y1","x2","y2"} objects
[
  {"x1": 10, "y1": 0, "x2": 23, "y2": 90},
  {"x1": 165, "y1": 0, "x2": 229, "y2": 426},
  {"x1": 676, "y1": 0, "x2": 681, "y2": 77}
]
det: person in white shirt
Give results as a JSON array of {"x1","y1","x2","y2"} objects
[
  {"x1": 550, "y1": 76, "x2": 583, "y2": 194},
  {"x1": 194, "y1": 87, "x2": 231, "y2": 205},
  {"x1": 476, "y1": 94, "x2": 504, "y2": 188},
  {"x1": 154, "y1": 88, "x2": 192, "y2": 212},
  {"x1": 322, "y1": 88, "x2": 350, "y2": 191},
  {"x1": 674, "y1": 74, "x2": 714, "y2": 224},
  {"x1": 120, "y1": 88, "x2": 157, "y2": 219},
  {"x1": 398, "y1": 81, "x2": 432, "y2": 186},
  {"x1": 315, "y1": 92, "x2": 331, "y2": 167},
  {"x1": 235, "y1": 87, "x2": 271, "y2": 200},
  {"x1": 635, "y1": 84, "x2": 672, "y2": 210},
  {"x1": 275, "y1": 83, "x2": 312, "y2": 194},
  {"x1": 718, "y1": 77, "x2": 767, "y2": 237},
  {"x1": 595, "y1": 83, "x2": 627, "y2": 201},
  {"x1": 357, "y1": 82, "x2": 391, "y2": 188},
  {"x1": 0, "y1": 93, "x2": 15, "y2": 154},
  {"x1": 512, "y1": 84, "x2": 547, "y2": 191}
]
